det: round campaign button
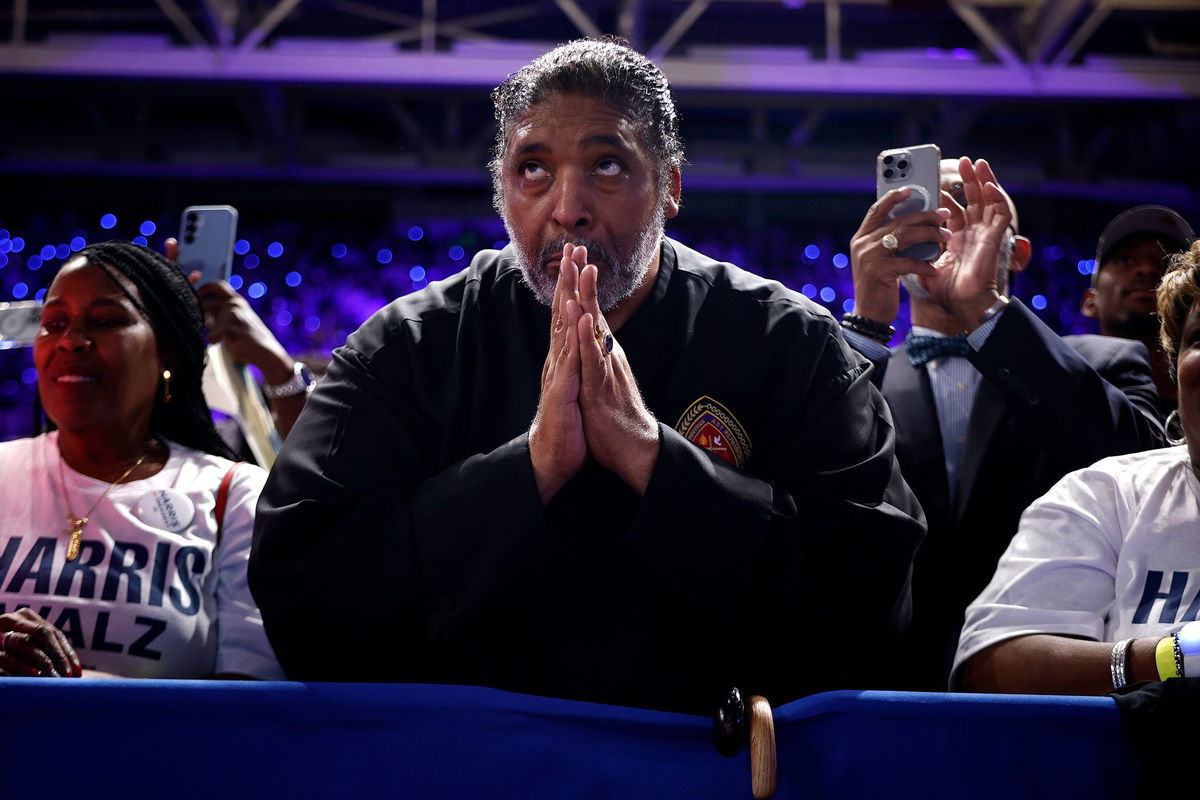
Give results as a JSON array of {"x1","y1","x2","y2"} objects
[{"x1": 136, "y1": 490, "x2": 195, "y2": 533}]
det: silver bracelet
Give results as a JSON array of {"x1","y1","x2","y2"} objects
[
  {"x1": 263, "y1": 361, "x2": 315, "y2": 399},
  {"x1": 1111, "y1": 638, "x2": 1135, "y2": 689},
  {"x1": 978, "y1": 295, "x2": 1010, "y2": 325}
]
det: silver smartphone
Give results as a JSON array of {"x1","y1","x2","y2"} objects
[
  {"x1": 176, "y1": 205, "x2": 238, "y2": 285},
  {"x1": 876, "y1": 143, "x2": 942, "y2": 261},
  {"x1": 0, "y1": 301, "x2": 42, "y2": 350}
]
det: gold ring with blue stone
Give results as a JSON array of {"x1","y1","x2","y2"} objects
[{"x1": 594, "y1": 326, "x2": 614, "y2": 356}]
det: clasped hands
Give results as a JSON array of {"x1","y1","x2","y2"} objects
[
  {"x1": 529, "y1": 244, "x2": 659, "y2": 504},
  {"x1": 849, "y1": 156, "x2": 1015, "y2": 332}
]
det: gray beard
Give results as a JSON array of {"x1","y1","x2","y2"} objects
[{"x1": 506, "y1": 205, "x2": 666, "y2": 312}]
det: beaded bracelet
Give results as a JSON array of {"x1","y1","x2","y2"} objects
[{"x1": 840, "y1": 313, "x2": 895, "y2": 344}]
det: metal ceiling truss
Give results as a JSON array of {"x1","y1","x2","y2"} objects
[
  {"x1": 0, "y1": 1, "x2": 1196, "y2": 208},
  {"x1": 0, "y1": 1, "x2": 1195, "y2": 98}
]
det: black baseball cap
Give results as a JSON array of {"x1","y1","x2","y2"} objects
[{"x1": 1092, "y1": 205, "x2": 1194, "y2": 286}]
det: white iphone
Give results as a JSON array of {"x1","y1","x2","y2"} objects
[{"x1": 875, "y1": 144, "x2": 942, "y2": 261}]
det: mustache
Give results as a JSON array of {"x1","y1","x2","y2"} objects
[{"x1": 539, "y1": 237, "x2": 616, "y2": 269}]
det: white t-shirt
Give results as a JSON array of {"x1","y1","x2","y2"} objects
[
  {"x1": 0, "y1": 432, "x2": 284, "y2": 679},
  {"x1": 952, "y1": 445, "x2": 1200, "y2": 685}
]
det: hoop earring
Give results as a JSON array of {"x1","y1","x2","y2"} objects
[
  {"x1": 1165, "y1": 409, "x2": 1185, "y2": 446},
  {"x1": 161, "y1": 369, "x2": 173, "y2": 404}
]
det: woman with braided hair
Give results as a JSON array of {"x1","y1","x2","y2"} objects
[{"x1": 0, "y1": 241, "x2": 283, "y2": 679}]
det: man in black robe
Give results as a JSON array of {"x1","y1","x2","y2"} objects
[{"x1": 250, "y1": 38, "x2": 925, "y2": 713}]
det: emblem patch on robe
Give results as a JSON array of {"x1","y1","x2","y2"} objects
[{"x1": 674, "y1": 396, "x2": 751, "y2": 469}]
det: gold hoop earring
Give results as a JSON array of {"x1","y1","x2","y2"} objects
[{"x1": 162, "y1": 369, "x2": 173, "y2": 404}]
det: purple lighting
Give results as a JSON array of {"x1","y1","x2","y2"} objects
[{"x1": 952, "y1": 48, "x2": 974, "y2": 60}]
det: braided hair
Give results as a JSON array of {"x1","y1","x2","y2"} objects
[{"x1": 39, "y1": 240, "x2": 235, "y2": 460}]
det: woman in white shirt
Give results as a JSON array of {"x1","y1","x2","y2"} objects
[
  {"x1": 955, "y1": 239, "x2": 1200, "y2": 694},
  {"x1": 0, "y1": 241, "x2": 282, "y2": 680}
]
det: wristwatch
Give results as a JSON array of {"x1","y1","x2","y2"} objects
[{"x1": 264, "y1": 361, "x2": 315, "y2": 399}]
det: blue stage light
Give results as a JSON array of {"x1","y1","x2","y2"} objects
[
  {"x1": 843, "y1": 299, "x2": 855, "y2": 313},
  {"x1": 55, "y1": 244, "x2": 71, "y2": 260},
  {"x1": 820, "y1": 287, "x2": 836, "y2": 302},
  {"x1": 449, "y1": 245, "x2": 465, "y2": 261},
  {"x1": 1076, "y1": 260, "x2": 1090, "y2": 275},
  {"x1": 0, "y1": 230, "x2": 7, "y2": 240},
  {"x1": 267, "y1": 242, "x2": 284, "y2": 258},
  {"x1": 0, "y1": 253, "x2": 7, "y2": 268},
  {"x1": 40, "y1": 245, "x2": 56, "y2": 261},
  {"x1": 832, "y1": 253, "x2": 849, "y2": 269},
  {"x1": 1031, "y1": 294, "x2": 1047, "y2": 310},
  {"x1": 234, "y1": 239, "x2": 250, "y2": 255},
  {"x1": 22, "y1": 367, "x2": 37, "y2": 385},
  {"x1": 229, "y1": 275, "x2": 244, "y2": 290},
  {"x1": 70, "y1": 236, "x2": 86, "y2": 252},
  {"x1": 140, "y1": 220, "x2": 157, "y2": 236},
  {"x1": 13, "y1": 282, "x2": 28, "y2": 299},
  {"x1": 100, "y1": 214, "x2": 117, "y2": 230},
  {"x1": 0, "y1": 239, "x2": 9, "y2": 254},
  {"x1": 801, "y1": 283, "x2": 817, "y2": 298},
  {"x1": 26, "y1": 256, "x2": 42, "y2": 270},
  {"x1": 132, "y1": 236, "x2": 148, "y2": 246},
  {"x1": 35, "y1": 288, "x2": 46, "y2": 302},
  {"x1": 377, "y1": 249, "x2": 393, "y2": 264},
  {"x1": 409, "y1": 266, "x2": 426, "y2": 282},
  {"x1": 407, "y1": 226, "x2": 424, "y2": 242},
  {"x1": 305, "y1": 315, "x2": 321, "y2": 332},
  {"x1": 804, "y1": 244, "x2": 820, "y2": 261},
  {"x1": 1044, "y1": 245, "x2": 1064, "y2": 261},
  {"x1": 244, "y1": 254, "x2": 260, "y2": 269},
  {"x1": 285, "y1": 271, "x2": 302, "y2": 287},
  {"x1": 10, "y1": 237, "x2": 24, "y2": 252},
  {"x1": 248, "y1": 282, "x2": 267, "y2": 299},
  {"x1": 331, "y1": 243, "x2": 347, "y2": 259},
  {"x1": 276, "y1": 311, "x2": 293, "y2": 327}
]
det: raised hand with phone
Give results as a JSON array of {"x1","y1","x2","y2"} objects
[
  {"x1": 166, "y1": 206, "x2": 310, "y2": 443},
  {"x1": 848, "y1": 151, "x2": 1023, "y2": 339}
]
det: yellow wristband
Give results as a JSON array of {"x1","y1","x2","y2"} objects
[{"x1": 1156, "y1": 635, "x2": 1180, "y2": 680}]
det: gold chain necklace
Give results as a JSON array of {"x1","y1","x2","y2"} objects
[{"x1": 57, "y1": 442, "x2": 149, "y2": 562}]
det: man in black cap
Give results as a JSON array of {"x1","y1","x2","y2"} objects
[{"x1": 1082, "y1": 205, "x2": 1196, "y2": 412}]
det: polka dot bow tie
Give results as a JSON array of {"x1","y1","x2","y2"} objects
[{"x1": 905, "y1": 332, "x2": 971, "y2": 367}]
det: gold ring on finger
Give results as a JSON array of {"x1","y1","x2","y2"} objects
[{"x1": 594, "y1": 327, "x2": 614, "y2": 356}]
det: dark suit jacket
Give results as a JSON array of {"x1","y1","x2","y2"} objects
[{"x1": 859, "y1": 299, "x2": 1166, "y2": 689}]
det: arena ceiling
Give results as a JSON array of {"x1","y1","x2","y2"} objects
[{"x1": 2, "y1": 1, "x2": 1198, "y2": 217}]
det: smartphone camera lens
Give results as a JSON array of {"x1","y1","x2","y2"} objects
[
  {"x1": 882, "y1": 155, "x2": 894, "y2": 165},
  {"x1": 897, "y1": 159, "x2": 909, "y2": 170},
  {"x1": 883, "y1": 168, "x2": 894, "y2": 179},
  {"x1": 184, "y1": 235, "x2": 195, "y2": 244},
  {"x1": 187, "y1": 213, "x2": 198, "y2": 222}
]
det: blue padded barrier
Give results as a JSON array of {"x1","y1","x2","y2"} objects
[{"x1": 0, "y1": 681, "x2": 1138, "y2": 799}]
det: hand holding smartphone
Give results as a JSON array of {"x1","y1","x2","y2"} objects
[
  {"x1": 175, "y1": 205, "x2": 238, "y2": 286},
  {"x1": 875, "y1": 144, "x2": 942, "y2": 262}
]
